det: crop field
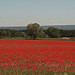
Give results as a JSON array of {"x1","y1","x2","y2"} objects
[{"x1": 0, "y1": 40, "x2": 75, "y2": 75}]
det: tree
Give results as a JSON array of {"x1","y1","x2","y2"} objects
[
  {"x1": 46, "y1": 27, "x2": 60, "y2": 38},
  {"x1": 38, "y1": 28, "x2": 48, "y2": 38},
  {"x1": 0, "y1": 29, "x2": 26, "y2": 38},
  {"x1": 0, "y1": 29, "x2": 7, "y2": 38},
  {"x1": 20, "y1": 32, "x2": 26, "y2": 37},
  {"x1": 27, "y1": 23, "x2": 40, "y2": 39},
  {"x1": 38, "y1": 28, "x2": 45, "y2": 38}
]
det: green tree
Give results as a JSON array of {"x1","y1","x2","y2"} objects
[
  {"x1": 0, "y1": 29, "x2": 7, "y2": 38},
  {"x1": 20, "y1": 32, "x2": 26, "y2": 37},
  {"x1": 0, "y1": 29, "x2": 26, "y2": 38},
  {"x1": 38, "y1": 28, "x2": 45, "y2": 38},
  {"x1": 46, "y1": 27, "x2": 60, "y2": 38},
  {"x1": 27, "y1": 23, "x2": 40, "y2": 39},
  {"x1": 38, "y1": 28, "x2": 48, "y2": 38},
  {"x1": 5, "y1": 29, "x2": 11, "y2": 37}
]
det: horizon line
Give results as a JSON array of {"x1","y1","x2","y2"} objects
[{"x1": 0, "y1": 24, "x2": 75, "y2": 27}]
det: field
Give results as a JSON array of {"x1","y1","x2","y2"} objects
[
  {"x1": 1, "y1": 37, "x2": 75, "y2": 41},
  {"x1": 0, "y1": 40, "x2": 75, "y2": 75}
]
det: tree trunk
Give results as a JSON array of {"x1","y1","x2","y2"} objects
[{"x1": 33, "y1": 37, "x2": 36, "y2": 40}]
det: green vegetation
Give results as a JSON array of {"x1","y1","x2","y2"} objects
[
  {"x1": 0, "y1": 69, "x2": 75, "y2": 75},
  {"x1": 60, "y1": 29, "x2": 75, "y2": 37},
  {"x1": 46, "y1": 27, "x2": 60, "y2": 38},
  {"x1": 27, "y1": 23, "x2": 47, "y2": 39},
  {"x1": 0, "y1": 29, "x2": 26, "y2": 39},
  {"x1": 27, "y1": 23, "x2": 40, "y2": 39},
  {"x1": 0, "y1": 23, "x2": 75, "y2": 40},
  {"x1": 34, "y1": 37, "x2": 75, "y2": 41},
  {"x1": 1, "y1": 37, "x2": 75, "y2": 41},
  {"x1": 0, "y1": 37, "x2": 26, "y2": 40}
]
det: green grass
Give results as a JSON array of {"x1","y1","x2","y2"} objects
[
  {"x1": 69, "y1": 37, "x2": 75, "y2": 41},
  {"x1": 37, "y1": 38, "x2": 69, "y2": 41},
  {"x1": 37, "y1": 38, "x2": 70, "y2": 41},
  {"x1": 0, "y1": 37, "x2": 75, "y2": 41},
  {"x1": 0, "y1": 37, "x2": 26, "y2": 40},
  {"x1": 37, "y1": 37, "x2": 75, "y2": 41}
]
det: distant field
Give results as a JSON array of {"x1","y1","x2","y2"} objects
[
  {"x1": 1, "y1": 37, "x2": 75, "y2": 41},
  {"x1": 37, "y1": 37, "x2": 75, "y2": 41},
  {"x1": 37, "y1": 38, "x2": 70, "y2": 41},
  {"x1": 0, "y1": 37, "x2": 26, "y2": 40},
  {"x1": 0, "y1": 40, "x2": 75, "y2": 75}
]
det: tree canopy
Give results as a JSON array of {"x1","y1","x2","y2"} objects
[
  {"x1": 46, "y1": 27, "x2": 60, "y2": 38},
  {"x1": 27, "y1": 23, "x2": 40, "y2": 39}
]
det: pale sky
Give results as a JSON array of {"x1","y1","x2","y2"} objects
[{"x1": 0, "y1": 0, "x2": 75, "y2": 27}]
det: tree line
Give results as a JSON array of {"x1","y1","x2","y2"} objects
[
  {"x1": 0, "y1": 23, "x2": 75, "y2": 39},
  {"x1": 0, "y1": 29, "x2": 26, "y2": 38}
]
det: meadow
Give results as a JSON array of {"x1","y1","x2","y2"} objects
[{"x1": 0, "y1": 40, "x2": 75, "y2": 75}]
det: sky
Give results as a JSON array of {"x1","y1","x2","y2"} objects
[{"x1": 0, "y1": 0, "x2": 75, "y2": 27}]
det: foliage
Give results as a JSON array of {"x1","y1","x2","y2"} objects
[
  {"x1": 60, "y1": 29, "x2": 75, "y2": 37},
  {"x1": 38, "y1": 28, "x2": 48, "y2": 38},
  {"x1": 1, "y1": 23, "x2": 75, "y2": 39},
  {"x1": 46, "y1": 27, "x2": 60, "y2": 38},
  {"x1": 27, "y1": 23, "x2": 40, "y2": 39},
  {"x1": 0, "y1": 29, "x2": 26, "y2": 38}
]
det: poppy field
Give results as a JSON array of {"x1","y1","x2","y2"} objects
[{"x1": 0, "y1": 40, "x2": 75, "y2": 75}]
